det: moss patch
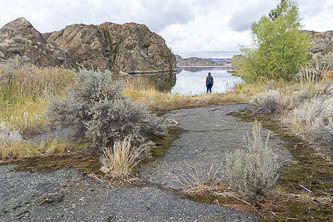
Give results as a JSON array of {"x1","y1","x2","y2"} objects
[
  {"x1": 187, "y1": 193, "x2": 244, "y2": 207},
  {"x1": 141, "y1": 126, "x2": 183, "y2": 165},
  {"x1": 8, "y1": 126, "x2": 182, "y2": 178},
  {"x1": 13, "y1": 153, "x2": 102, "y2": 176},
  {"x1": 264, "y1": 200, "x2": 333, "y2": 222}
]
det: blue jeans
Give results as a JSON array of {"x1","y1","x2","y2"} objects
[{"x1": 207, "y1": 84, "x2": 213, "y2": 93}]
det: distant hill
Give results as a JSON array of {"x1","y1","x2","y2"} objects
[{"x1": 176, "y1": 55, "x2": 231, "y2": 67}]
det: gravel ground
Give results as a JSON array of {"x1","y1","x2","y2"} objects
[
  {"x1": 0, "y1": 164, "x2": 258, "y2": 222},
  {"x1": 0, "y1": 104, "x2": 292, "y2": 222},
  {"x1": 140, "y1": 104, "x2": 292, "y2": 189}
]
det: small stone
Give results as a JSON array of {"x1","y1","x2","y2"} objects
[{"x1": 39, "y1": 191, "x2": 65, "y2": 205}]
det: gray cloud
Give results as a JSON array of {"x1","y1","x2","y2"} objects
[
  {"x1": 227, "y1": 1, "x2": 276, "y2": 32},
  {"x1": 1, "y1": 0, "x2": 333, "y2": 54},
  {"x1": 0, "y1": 0, "x2": 195, "y2": 33},
  {"x1": 134, "y1": 0, "x2": 195, "y2": 32}
]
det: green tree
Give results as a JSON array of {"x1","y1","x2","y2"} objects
[
  {"x1": 236, "y1": 0, "x2": 311, "y2": 82},
  {"x1": 269, "y1": 0, "x2": 293, "y2": 21}
]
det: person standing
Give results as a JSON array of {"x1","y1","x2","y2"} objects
[{"x1": 206, "y1": 72, "x2": 214, "y2": 93}]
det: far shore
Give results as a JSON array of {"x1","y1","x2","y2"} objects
[{"x1": 176, "y1": 65, "x2": 231, "y2": 68}]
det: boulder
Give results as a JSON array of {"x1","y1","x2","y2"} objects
[
  {"x1": 0, "y1": 18, "x2": 75, "y2": 68},
  {"x1": 46, "y1": 22, "x2": 176, "y2": 74}
]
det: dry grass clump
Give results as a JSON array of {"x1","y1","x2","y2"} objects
[
  {"x1": 100, "y1": 137, "x2": 146, "y2": 180},
  {"x1": 224, "y1": 121, "x2": 279, "y2": 199},
  {"x1": 175, "y1": 165, "x2": 222, "y2": 192},
  {"x1": 297, "y1": 64, "x2": 331, "y2": 98}
]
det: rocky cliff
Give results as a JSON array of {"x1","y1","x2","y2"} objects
[
  {"x1": 0, "y1": 18, "x2": 176, "y2": 75},
  {"x1": 0, "y1": 18, "x2": 75, "y2": 67},
  {"x1": 46, "y1": 22, "x2": 176, "y2": 74},
  {"x1": 304, "y1": 30, "x2": 333, "y2": 57}
]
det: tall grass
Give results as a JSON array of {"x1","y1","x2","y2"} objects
[
  {"x1": 0, "y1": 58, "x2": 74, "y2": 136},
  {"x1": 0, "y1": 138, "x2": 84, "y2": 160},
  {"x1": 0, "y1": 57, "x2": 77, "y2": 160}
]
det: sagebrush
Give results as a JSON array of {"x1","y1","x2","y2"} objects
[
  {"x1": 286, "y1": 96, "x2": 333, "y2": 144},
  {"x1": 47, "y1": 69, "x2": 165, "y2": 150},
  {"x1": 251, "y1": 90, "x2": 282, "y2": 114},
  {"x1": 224, "y1": 121, "x2": 279, "y2": 198}
]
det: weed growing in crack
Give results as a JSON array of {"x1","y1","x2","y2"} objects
[
  {"x1": 174, "y1": 165, "x2": 223, "y2": 192},
  {"x1": 100, "y1": 137, "x2": 146, "y2": 180}
]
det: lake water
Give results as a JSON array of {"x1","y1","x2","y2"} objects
[{"x1": 171, "y1": 67, "x2": 243, "y2": 95}]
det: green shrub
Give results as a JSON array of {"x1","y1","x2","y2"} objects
[
  {"x1": 224, "y1": 121, "x2": 279, "y2": 199},
  {"x1": 46, "y1": 69, "x2": 165, "y2": 150}
]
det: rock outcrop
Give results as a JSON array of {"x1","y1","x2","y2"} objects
[
  {"x1": 46, "y1": 22, "x2": 176, "y2": 74},
  {"x1": 304, "y1": 30, "x2": 333, "y2": 57},
  {"x1": 0, "y1": 18, "x2": 176, "y2": 75},
  {"x1": 0, "y1": 18, "x2": 75, "y2": 67}
]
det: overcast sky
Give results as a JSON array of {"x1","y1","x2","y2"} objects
[{"x1": 0, "y1": 0, "x2": 332, "y2": 57}]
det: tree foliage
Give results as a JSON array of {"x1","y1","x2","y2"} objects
[
  {"x1": 235, "y1": 0, "x2": 312, "y2": 82},
  {"x1": 269, "y1": 0, "x2": 293, "y2": 21}
]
